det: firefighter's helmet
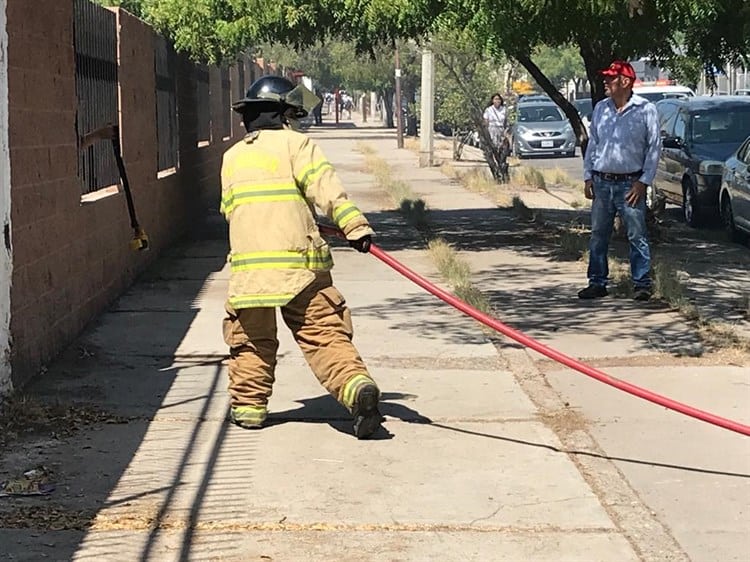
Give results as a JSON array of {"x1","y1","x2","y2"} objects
[{"x1": 232, "y1": 76, "x2": 310, "y2": 119}]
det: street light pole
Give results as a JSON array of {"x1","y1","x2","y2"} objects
[{"x1": 395, "y1": 45, "x2": 404, "y2": 149}]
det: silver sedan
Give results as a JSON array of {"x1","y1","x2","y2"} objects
[{"x1": 511, "y1": 102, "x2": 577, "y2": 158}]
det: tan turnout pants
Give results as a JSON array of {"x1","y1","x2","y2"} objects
[{"x1": 223, "y1": 272, "x2": 373, "y2": 409}]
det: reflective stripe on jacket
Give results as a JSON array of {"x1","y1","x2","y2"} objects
[{"x1": 220, "y1": 128, "x2": 374, "y2": 309}]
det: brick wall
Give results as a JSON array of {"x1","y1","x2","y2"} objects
[{"x1": 6, "y1": 3, "x2": 247, "y2": 387}]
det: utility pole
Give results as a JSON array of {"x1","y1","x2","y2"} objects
[
  {"x1": 394, "y1": 45, "x2": 404, "y2": 148},
  {"x1": 419, "y1": 46, "x2": 434, "y2": 167}
]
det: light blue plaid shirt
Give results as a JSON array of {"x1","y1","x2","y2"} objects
[{"x1": 583, "y1": 93, "x2": 661, "y2": 186}]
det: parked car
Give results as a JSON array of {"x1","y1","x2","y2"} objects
[
  {"x1": 511, "y1": 102, "x2": 576, "y2": 158},
  {"x1": 653, "y1": 96, "x2": 750, "y2": 226},
  {"x1": 719, "y1": 135, "x2": 750, "y2": 241},
  {"x1": 633, "y1": 84, "x2": 695, "y2": 102},
  {"x1": 518, "y1": 94, "x2": 552, "y2": 104},
  {"x1": 573, "y1": 97, "x2": 593, "y2": 139}
]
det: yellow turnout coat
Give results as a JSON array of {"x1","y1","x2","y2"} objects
[{"x1": 220, "y1": 128, "x2": 374, "y2": 309}]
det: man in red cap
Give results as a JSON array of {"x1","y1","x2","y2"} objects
[{"x1": 580, "y1": 60, "x2": 661, "y2": 302}]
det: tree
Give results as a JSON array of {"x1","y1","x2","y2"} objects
[
  {"x1": 436, "y1": 0, "x2": 750, "y2": 152},
  {"x1": 431, "y1": 29, "x2": 510, "y2": 180},
  {"x1": 533, "y1": 45, "x2": 586, "y2": 96},
  {"x1": 99, "y1": 0, "x2": 750, "y2": 154}
]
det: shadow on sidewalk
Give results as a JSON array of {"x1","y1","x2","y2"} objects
[
  {"x1": 0, "y1": 212, "x2": 231, "y2": 561},
  {"x1": 268, "y1": 391, "x2": 432, "y2": 440},
  {"x1": 430, "y1": 422, "x2": 750, "y2": 479}
]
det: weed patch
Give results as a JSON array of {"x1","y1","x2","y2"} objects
[{"x1": 513, "y1": 166, "x2": 546, "y2": 189}]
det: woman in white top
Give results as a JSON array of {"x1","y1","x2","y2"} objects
[{"x1": 482, "y1": 93, "x2": 507, "y2": 148}]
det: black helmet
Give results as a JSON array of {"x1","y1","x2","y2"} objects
[{"x1": 232, "y1": 75, "x2": 308, "y2": 118}]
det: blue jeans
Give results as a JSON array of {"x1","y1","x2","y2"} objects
[{"x1": 588, "y1": 176, "x2": 652, "y2": 289}]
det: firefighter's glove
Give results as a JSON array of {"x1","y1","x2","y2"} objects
[{"x1": 348, "y1": 235, "x2": 372, "y2": 254}]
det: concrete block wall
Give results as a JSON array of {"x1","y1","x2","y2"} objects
[{"x1": 6, "y1": 2, "x2": 248, "y2": 388}]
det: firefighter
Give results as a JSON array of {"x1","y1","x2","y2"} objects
[{"x1": 221, "y1": 75, "x2": 383, "y2": 439}]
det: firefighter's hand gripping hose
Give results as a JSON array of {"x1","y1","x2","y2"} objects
[{"x1": 318, "y1": 224, "x2": 750, "y2": 437}]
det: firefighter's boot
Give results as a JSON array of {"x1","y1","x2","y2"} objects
[
  {"x1": 343, "y1": 375, "x2": 383, "y2": 439},
  {"x1": 229, "y1": 405, "x2": 267, "y2": 429}
]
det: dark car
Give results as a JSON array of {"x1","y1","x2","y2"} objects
[
  {"x1": 720, "y1": 135, "x2": 750, "y2": 241},
  {"x1": 653, "y1": 96, "x2": 750, "y2": 227}
]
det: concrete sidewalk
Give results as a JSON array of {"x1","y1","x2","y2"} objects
[{"x1": 1, "y1": 119, "x2": 748, "y2": 562}]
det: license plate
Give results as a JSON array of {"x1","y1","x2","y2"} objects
[{"x1": 541, "y1": 140, "x2": 554, "y2": 148}]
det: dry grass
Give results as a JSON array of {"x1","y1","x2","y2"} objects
[
  {"x1": 440, "y1": 161, "x2": 460, "y2": 179},
  {"x1": 442, "y1": 166, "x2": 513, "y2": 207},
  {"x1": 652, "y1": 258, "x2": 693, "y2": 312},
  {"x1": 512, "y1": 166, "x2": 546, "y2": 189},
  {"x1": 359, "y1": 148, "x2": 414, "y2": 206},
  {"x1": 607, "y1": 258, "x2": 633, "y2": 297},
  {"x1": 698, "y1": 321, "x2": 750, "y2": 353},
  {"x1": 356, "y1": 141, "x2": 375, "y2": 155},
  {"x1": 541, "y1": 167, "x2": 575, "y2": 188},
  {"x1": 558, "y1": 225, "x2": 589, "y2": 260},
  {"x1": 427, "y1": 238, "x2": 492, "y2": 315},
  {"x1": 650, "y1": 257, "x2": 749, "y2": 352},
  {"x1": 404, "y1": 137, "x2": 420, "y2": 151}
]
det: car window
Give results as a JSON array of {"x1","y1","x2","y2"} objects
[
  {"x1": 661, "y1": 111, "x2": 679, "y2": 136},
  {"x1": 690, "y1": 107, "x2": 750, "y2": 144},
  {"x1": 737, "y1": 139, "x2": 750, "y2": 163},
  {"x1": 517, "y1": 105, "x2": 563, "y2": 122},
  {"x1": 573, "y1": 99, "x2": 593, "y2": 119},
  {"x1": 673, "y1": 112, "x2": 688, "y2": 139},
  {"x1": 638, "y1": 91, "x2": 690, "y2": 102},
  {"x1": 656, "y1": 101, "x2": 678, "y2": 129}
]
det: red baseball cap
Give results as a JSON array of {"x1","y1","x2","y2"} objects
[{"x1": 600, "y1": 60, "x2": 636, "y2": 80}]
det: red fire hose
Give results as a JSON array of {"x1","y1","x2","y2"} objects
[{"x1": 320, "y1": 224, "x2": 750, "y2": 437}]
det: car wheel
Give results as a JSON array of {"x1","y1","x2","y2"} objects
[
  {"x1": 683, "y1": 182, "x2": 701, "y2": 227},
  {"x1": 721, "y1": 195, "x2": 746, "y2": 243}
]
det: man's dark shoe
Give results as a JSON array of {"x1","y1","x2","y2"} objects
[
  {"x1": 352, "y1": 384, "x2": 384, "y2": 439},
  {"x1": 578, "y1": 284, "x2": 608, "y2": 299},
  {"x1": 633, "y1": 287, "x2": 652, "y2": 301}
]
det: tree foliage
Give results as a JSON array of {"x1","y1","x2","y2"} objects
[
  {"x1": 96, "y1": 0, "x2": 750, "y2": 152},
  {"x1": 532, "y1": 45, "x2": 586, "y2": 92}
]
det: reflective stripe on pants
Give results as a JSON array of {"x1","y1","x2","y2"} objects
[{"x1": 223, "y1": 272, "x2": 374, "y2": 409}]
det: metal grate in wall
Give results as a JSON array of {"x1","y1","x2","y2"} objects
[
  {"x1": 155, "y1": 36, "x2": 178, "y2": 171},
  {"x1": 74, "y1": 0, "x2": 120, "y2": 194}
]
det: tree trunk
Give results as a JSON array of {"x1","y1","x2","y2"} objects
[
  {"x1": 405, "y1": 85, "x2": 418, "y2": 136},
  {"x1": 578, "y1": 39, "x2": 614, "y2": 106},
  {"x1": 575, "y1": 40, "x2": 615, "y2": 156},
  {"x1": 515, "y1": 52, "x2": 589, "y2": 155},
  {"x1": 382, "y1": 88, "x2": 395, "y2": 128}
]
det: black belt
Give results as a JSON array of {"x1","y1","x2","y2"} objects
[{"x1": 593, "y1": 170, "x2": 642, "y2": 181}]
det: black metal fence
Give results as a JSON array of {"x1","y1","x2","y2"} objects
[
  {"x1": 74, "y1": 0, "x2": 120, "y2": 194},
  {"x1": 221, "y1": 67, "x2": 231, "y2": 139},
  {"x1": 195, "y1": 66, "x2": 210, "y2": 143},
  {"x1": 155, "y1": 36, "x2": 179, "y2": 171}
]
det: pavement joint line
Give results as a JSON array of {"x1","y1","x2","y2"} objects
[{"x1": 502, "y1": 347, "x2": 690, "y2": 562}]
